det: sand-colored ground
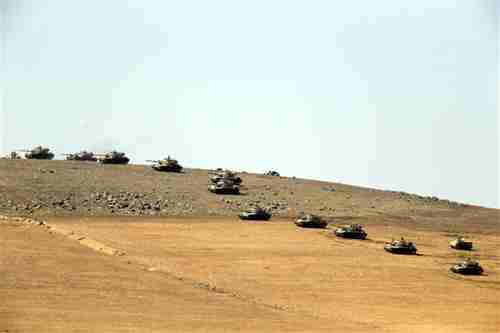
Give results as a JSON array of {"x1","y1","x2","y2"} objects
[
  {"x1": 1, "y1": 220, "x2": 334, "y2": 333},
  {"x1": 2, "y1": 216, "x2": 499, "y2": 332}
]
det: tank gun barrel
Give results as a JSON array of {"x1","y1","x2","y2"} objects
[{"x1": 146, "y1": 160, "x2": 160, "y2": 163}]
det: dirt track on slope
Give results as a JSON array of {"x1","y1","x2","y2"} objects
[{"x1": 2, "y1": 216, "x2": 499, "y2": 332}]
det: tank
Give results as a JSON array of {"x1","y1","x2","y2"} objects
[
  {"x1": 449, "y1": 237, "x2": 473, "y2": 251},
  {"x1": 450, "y1": 258, "x2": 483, "y2": 275},
  {"x1": 4, "y1": 152, "x2": 21, "y2": 159},
  {"x1": 265, "y1": 170, "x2": 280, "y2": 177},
  {"x1": 238, "y1": 207, "x2": 271, "y2": 221},
  {"x1": 208, "y1": 181, "x2": 240, "y2": 194},
  {"x1": 210, "y1": 170, "x2": 242, "y2": 185},
  {"x1": 20, "y1": 146, "x2": 55, "y2": 160},
  {"x1": 147, "y1": 156, "x2": 183, "y2": 172},
  {"x1": 335, "y1": 224, "x2": 367, "y2": 239},
  {"x1": 96, "y1": 151, "x2": 130, "y2": 165},
  {"x1": 384, "y1": 238, "x2": 417, "y2": 255},
  {"x1": 63, "y1": 151, "x2": 97, "y2": 161},
  {"x1": 295, "y1": 214, "x2": 328, "y2": 229}
]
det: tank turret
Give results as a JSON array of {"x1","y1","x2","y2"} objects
[
  {"x1": 209, "y1": 169, "x2": 242, "y2": 185},
  {"x1": 449, "y1": 237, "x2": 473, "y2": 251},
  {"x1": 147, "y1": 156, "x2": 182, "y2": 172},
  {"x1": 18, "y1": 146, "x2": 55, "y2": 160},
  {"x1": 208, "y1": 180, "x2": 240, "y2": 194},
  {"x1": 384, "y1": 238, "x2": 417, "y2": 255},
  {"x1": 62, "y1": 151, "x2": 97, "y2": 162},
  {"x1": 450, "y1": 258, "x2": 483, "y2": 275},
  {"x1": 96, "y1": 151, "x2": 130, "y2": 165},
  {"x1": 334, "y1": 224, "x2": 367, "y2": 239},
  {"x1": 238, "y1": 207, "x2": 271, "y2": 221},
  {"x1": 295, "y1": 214, "x2": 328, "y2": 228}
]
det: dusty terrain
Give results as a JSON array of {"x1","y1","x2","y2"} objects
[
  {"x1": 1, "y1": 159, "x2": 499, "y2": 332},
  {"x1": 1, "y1": 159, "x2": 498, "y2": 228}
]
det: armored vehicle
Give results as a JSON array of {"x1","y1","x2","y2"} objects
[
  {"x1": 449, "y1": 237, "x2": 473, "y2": 251},
  {"x1": 238, "y1": 207, "x2": 271, "y2": 221},
  {"x1": 335, "y1": 224, "x2": 367, "y2": 239},
  {"x1": 295, "y1": 214, "x2": 328, "y2": 228},
  {"x1": 96, "y1": 151, "x2": 130, "y2": 165},
  {"x1": 147, "y1": 156, "x2": 182, "y2": 172},
  {"x1": 19, "y1": 146, "x2": 55, "y2": 160},
  {"x1": 208, "y1": 181, "x2": 240, "y2": 194},
  {"x1": 210, "y1": 170, "x2": 242, "y2": 185},
  {"x1": 265, "y1": 170, "x2": 280, "y2": 177},
  {"x1": 450, "y1": 258, "x2": 483, "y2": 275},
  {"x1": 384, "y1": 238, "x2": 417, "y2": 255},
  {"x1": 63, "y1": 151, "x2": 97, "y2": 161},
  {"x1": 3, "y1": 152, "x2": 21, "y2": 159}
]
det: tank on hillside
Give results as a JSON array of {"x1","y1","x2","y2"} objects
[
  {"x1": 265, "y1": 170, "x2": 280, "y2": 177},
  {"x1": 209, "y1": 169, "x2": 242, "y2": 185},
  {"x1": 63, "y1": 151, "x2": 98, "y2": 162},
  {"x1": 208, "y1": 180, "x2": 240, "y2": 195},
  {"x1": 238, "y1": 207, "x2": 271, "y2": 221},
  {"x1": 384, "y1": 238, "x2": 417, "y2": 255},
  {"x1": 19, "y1": 146, "x2": 55, "y2": 160},
  {"x1": 449, "y1": 237, "x2": 473, "y2": 251},
  {"x1": 334, "y1": 224, "x2": 367, "y2": 239},
  {"x1": 295, "y1": 214, "x2": 328, "y2": 229},
  {"x1": 147, "y1": 156, "x2": 182, "y2": 172},
  {"x1": 96, "y1": 151, "x2": 130, "y2": 165},
  {"x1": 450, "y1": 258, "x2": 483, "y2": 275}
]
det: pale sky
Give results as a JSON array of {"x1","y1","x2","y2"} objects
[{"x1": 1, "y1": 1, "x2": 499, "y2": 208}]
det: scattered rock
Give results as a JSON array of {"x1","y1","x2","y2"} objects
[{"x1": 38, "y1": 168, "x2": 56, "y2": 174}]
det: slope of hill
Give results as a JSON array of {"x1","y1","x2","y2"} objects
[
  {"x1": 2, "y1": 159, "x2": 499, "y2": 332},
  {"x1": 0, "y1": 159, "x2": 498, "y2": 233}
]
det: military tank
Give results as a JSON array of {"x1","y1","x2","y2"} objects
[
  {"x1": 265, "y1": 170, "x2": 280, "y2": 177},
  {"x1": 449, "y1": 237, "x2": 473, "y2": 251},
  {"x1": 238, "y1": 207, "x2": 271, "y2": 221},
  {"x1": 384, "y1": 238, "x2": 417, "y2": 255},
  {"x1": 62, "y1": 151, "x2": 98, "y2": 161},
  {"x1": 147, "y1": 156, "x2": 182, "y2": 172},
  {"x1": 210, "y1": 170, "x2": 242, "y2": 185},
  {"x1": 208, "y1": 181, "x2": 240, "y2": 194},
  {"x1": 18, "y1": 146, "x2": 55, "y2": 160},
  {"x1": 295, "y1": 214, "x2": 328, "y2": 228},
  {"x1": 334, "y1": 224, "x2": 367, "y2": 239},
  {"x1": 3, "y1": 152, "x2": 21, "y2": 159},
  {"x1": 96, "y1": 151, "x2": 130, "y2": 165},
  {"x1": 450, "y1": 258, "x2": 483, "y2": 275}
]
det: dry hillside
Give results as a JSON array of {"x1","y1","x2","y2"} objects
[
  {"x1": 0, "y1": 159, "x2": 497, "y2": 233},
  {"x1": 1, "y1": 159, "x2": 499, "y2": 332}
]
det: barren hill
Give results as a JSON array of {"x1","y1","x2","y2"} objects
[
  {"x1": 0, "y1": 159, "x2": 497, "y2": 233},
  {"x1": 1, "y1": 159, "x2": 500, "y2": 332}
]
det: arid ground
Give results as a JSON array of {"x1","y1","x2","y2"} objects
[{"x1": 1, "y1": 160, "x2": 499, "y2": 332}]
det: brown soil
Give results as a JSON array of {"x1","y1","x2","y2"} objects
[
  {"x1": 1, "y1": 216, "x2": 499, "y2": 332},
  {"x1": 0, "y1": 159, "x2": 498, "y2": 233},
  {"x1": 1, "y1": 160, "x2": 499, "y2": 332}
]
